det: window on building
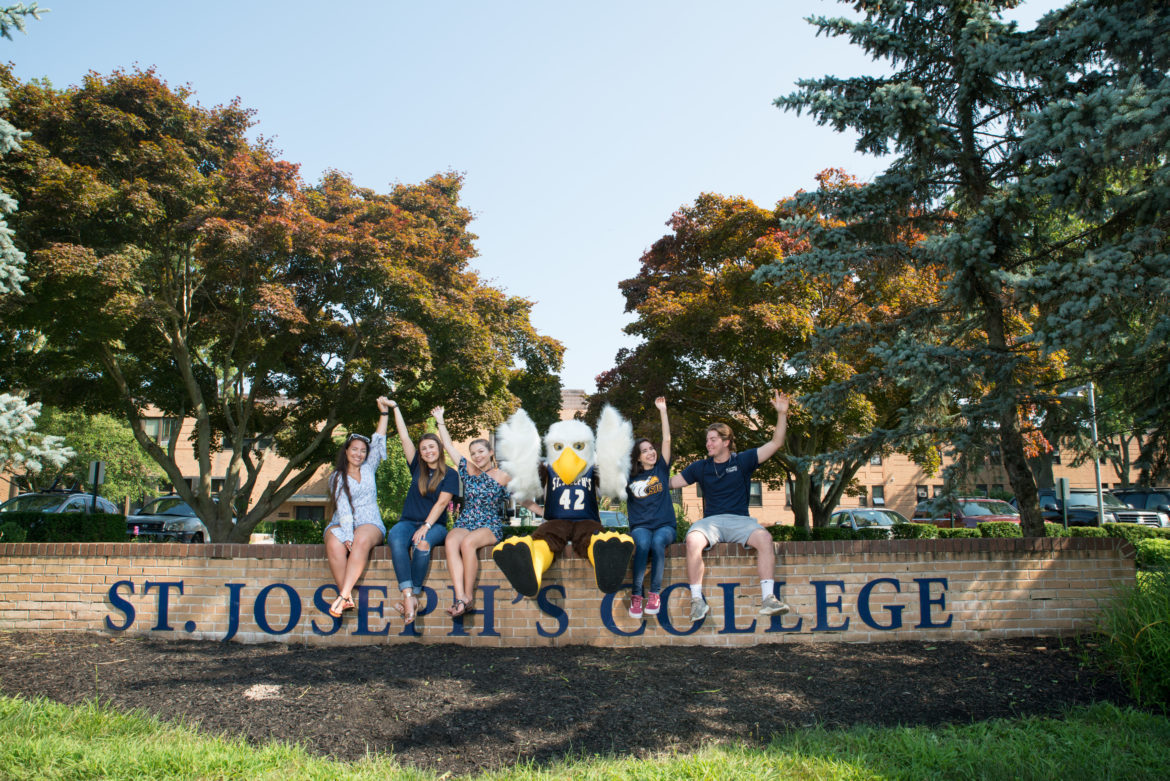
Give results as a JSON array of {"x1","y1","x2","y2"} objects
[
  {"x1": 858, "y1": 486, "x2": 868, "y2": 507},
  {"x1": 296, "y1": 506, "x2": 325, "y2": 522},
  {"x1": 749, "y1": 481, "x2": 763, "y2": 507},
  {"x1": 872, "y1": 485, "x2": 885, "y2": 506},
  {"x1": 869, "y1": 454, "x2": 882, "y2": 466},
  {"x1": 211, "y1": 478, "x2": 224, "y2": 494},
  {"x1": 976, "y1": 484, "x2": 989, "y2": 497},
  {"x1": 142, "y1": 417, "x2": 178, "y2": 445},
  {"x1": 916, "y1": 484, "x2": 929, "y2": 501},
  {"x1": 932, "y1": 485, "x2": 944, "y2": 497},
  {"x1": 992, "y1": 483, "x2": 1004, "y2": 495},
  {"x1": 1051, "y1": 449, "x2": 1062, "y2": 464}
]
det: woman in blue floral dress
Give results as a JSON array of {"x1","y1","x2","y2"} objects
[{"x1": 433, "y1": 406, "x2": 511, "y2": 617}]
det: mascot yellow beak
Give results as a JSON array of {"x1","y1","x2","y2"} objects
[{"x1": 552, "y1": 447, "x2": 587, "y2": 484}]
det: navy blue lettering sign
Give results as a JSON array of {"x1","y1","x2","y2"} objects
[
  {"x1": 397, "y1": 586, "x2": 437, "y2": 638},
  {"x1": 536, "y1": 585, "x2": 568, "y2": 638},
  {"x1": 105, "y1": 579, "x2": 135, "y2": 631},
  {"x1": 351, "y1": 585, "x2": 389, "y2": 637},
  {"x1": 857, "y1": 578, "x2": 904, "y2": 630},
  {"x1": 914, "y1": 578, "x2": 953, "y2": 628},
  {"x1": 311, "y1": 585, "x2": 342, "y2": 636},
  {"x1": 475, "y1": 585, "x2": 501, "y2": 637},
  {"x1": 600, "y1": 586, "x2": 645, "y2": 637},
  {"x1": 223, "y1": 583, "x2": 246, "y2": 641},
  {"x1": 811, "y1": 580, "x2": 850, "y2": 632},
  {"x1": 656, "y1": 583, "x2": 703, "y2": 636},
  {"x1": 764, "y1": 581, "x2": 802, "y2": 633},
  {"x1": 446, "y1": 585, "x2": 470, "y2": 637},
  {"x1": 717, "y1": 582, "x2": 756, "y2": 635},
  {"x1": 143, "y1": 581, "x2": 183, "y2": 632},
  {"x1": 253, "y1": 583, "x2": 301, "y2": 635}
]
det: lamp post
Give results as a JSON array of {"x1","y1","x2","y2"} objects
[{"x1": 1062, "y1": 382, "x2": 1105, "y2": 525}]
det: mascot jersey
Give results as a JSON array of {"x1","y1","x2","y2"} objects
[{"x1": 543, "y1": 466, "x2": 600, "y2": 522}]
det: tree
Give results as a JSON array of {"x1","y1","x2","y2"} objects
[
  {"x1": 0, "y1": 68, "x2": 561, "y2": 541},
  {"x1": 0, "y1": 3, "x2": 71, "y2": 484},
  {"x1": 29, "y1": 407, "x2": 164, "y2": 505},
  {"x1": 592, "y1": 176, "x2": 940, "y2": 527}
]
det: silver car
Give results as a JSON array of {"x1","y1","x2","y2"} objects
[
  {"x1": 0, "y1": 490, "x2": 118, "y2": 515},
  {"x1": 127, "y1": 496, "x2": 225, "y2": 543},
  {"x1": 829, "y1": 508, "x2": 908, "y2": 536}
]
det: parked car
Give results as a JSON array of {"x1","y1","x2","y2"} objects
[
  {"x1": 1027, "y1": 488, "x2": 1163, "y2": 527},
  {"x1": 0, "y1": 489, "x2": 118, "y2": 515},
  {"x1": 1110, "y1": 487, "x2": 1170, "y2": 527},
  {"x1": 599, "y1": 510, "x2": 629, "y2": 528},
  {"x1": 828, "y1": 508, "x2": 908, "y2": 536},
  {"x1": 127, "y1": 496, "x2": 229, "y2": 543},
  {"x1": 912, "y1": 497, "x2": 1020, "y2": 528}
]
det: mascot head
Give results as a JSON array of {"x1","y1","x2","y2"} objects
[{"x1": 544, "y1": 419, "x2": 594, "y2": 485}]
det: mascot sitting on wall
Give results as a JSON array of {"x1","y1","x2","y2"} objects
[{"x1": 492, "y1": 406, "x2": 635, "y2": 596}]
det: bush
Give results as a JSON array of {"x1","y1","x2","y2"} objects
[
  {"x1": 978, "y1": 522, "x2": 1023, "y2": 538},
  {"x1": 892, "y1": 523, "x2": 939, "y2": 539},
  {"x1": 675, "y1": 518, "x2": 690, "y2": 543},
  {"x1": 271, "y1": 519, "x2": 327, "y2": 544},
  {"x1": 769, "y1": 525, "x2": 811, "y2": 542},
  {"x1": 0, "y1": 521, "x2": 27, "y2": 542},
  {"x1": 1070, "y1": 526, "x2": 1111, "y2": 538},
  {"x1": 938, "y1": 527, "x2": 980, "y2": 538},
  {"x1": 1136, "y1": 539, "x2": 1170, "y2": 571},
  {"x1": 1099, "y1": 566, "x2": 1170, "y2": 710},
  {"x1": 1103, "y1": 523, "x2": 1160, "y2": 547},
  {"x1": 0, "y1": 511, "x2": 126, "y2": 542},
  {"x1": 856, "y1": 527, "x2": 893, "y2": 540},
  {"x1": 1044, "y1": 522, "x2": 1071, "y2": 537}
]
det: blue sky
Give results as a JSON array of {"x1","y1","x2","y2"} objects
[{"x1": 7, "y1": 1, "x2": 1063, "y2": 392}]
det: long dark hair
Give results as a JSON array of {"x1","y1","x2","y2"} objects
[
  {"x1": 629, "y1": 438, "x2": 662, "y2": 478},
  {"x1": 326, "y1": 434, "x2": 369, "y2": 519},
  {"x1": 416, "y1": 433, "x2": 449, "y2": 496}
]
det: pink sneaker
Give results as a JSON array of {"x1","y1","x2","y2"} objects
[
  {"x1": 645, "y1": 592, "x2": 661, "y2": 615},
  {"x1": 629, "y1": 594, "x2": 644, "y2": 618}
]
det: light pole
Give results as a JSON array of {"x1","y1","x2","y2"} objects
[{"x1": 1063, "y1": 382, "x2": 1105, "y2": 525}]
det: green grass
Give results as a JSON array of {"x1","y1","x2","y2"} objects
[
  {"x1": 1099, "y1": 567, "x2": 1170, "y2": 709},
  {"x1": 3, "y1": 696, "x2": 1169, "y2": 780}
]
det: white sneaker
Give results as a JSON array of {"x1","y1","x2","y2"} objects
[
  {"x1": 689, "y1": 597, "x2": 709, "y2": 622},
  {"x1": 759, "y1": 594, "x2": 790, "y2": 616}
]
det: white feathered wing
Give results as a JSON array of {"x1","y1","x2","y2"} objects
[
  {"x1": 594, "y1": 404, "x2": 633, "y2": 501},
  {"x1": 494, "y1": 408, "x2": 542, "y2": 502}
]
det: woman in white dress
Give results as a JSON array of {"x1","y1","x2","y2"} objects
[{"x1": 323, "y1": 396, "x2": 392, "y2": 618}]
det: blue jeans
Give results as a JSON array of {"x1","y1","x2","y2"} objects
[
  {"x1": 630, "y1": 525, "x2": 675, "y2": 596},
  {"x1": 388, "y1": 519, "x2": 448, "y2": 593}
]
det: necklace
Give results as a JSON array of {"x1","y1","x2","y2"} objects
[{"x1": 712, "y1": 456, "x2": 732, "y2": 478}]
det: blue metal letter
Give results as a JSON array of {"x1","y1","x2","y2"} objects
[
  {"x1": 811, "y1": 580, "x2": 849, "y2": 632},
  {"x1": 914, "y1": 577, "x2": 953, "y2": 628},
  {"x1": 105, "y1": 579, "x2": 135, "y2": 631},
  {"x1": 857, "y1": 578, "x2": 904, "y2": 630},
  {"x1": 717, "y1": 582, "x2": 756, "y2": 635},
  {"x1": 536, "y1": 585, "x2": 568, "y2": 638},
  {"x1": 143, "y1": 581, "x2": 183, "y2": 632},
  {"x1": 253, "y1": 583, "x2": 301, "y2": 635}
]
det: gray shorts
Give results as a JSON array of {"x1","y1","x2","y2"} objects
[{"x1": 687, "y1": 514, "x2": 765, "y2": 547}]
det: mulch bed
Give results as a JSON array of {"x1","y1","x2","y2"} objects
[{"x1": 0, "y1": 631, "x2": 1130, "y2": 775}]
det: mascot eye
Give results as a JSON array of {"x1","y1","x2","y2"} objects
[
  {"x1": 553, "y1": 443, "x2": 563, "y2": 451},
  {"x1": 573, "y1": 442, "x2": 586, "y2": 451}
]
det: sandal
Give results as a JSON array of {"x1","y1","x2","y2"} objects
[
  {"x1": 447, "y1": 598, "x2": 468, "y2": 618},
  {"x1": 329, "y1": 594, "x2": 354, "y2": 618},
  {"x1": 403, "y1": 593, "x2": 418, "y2": 624},
  {"x1": 393, "y1": 601, "x2": 406, "y2": 616}
]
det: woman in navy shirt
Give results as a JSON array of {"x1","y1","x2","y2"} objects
[
  {"x1": 625, "y1": 396, "x2": 676, "y2": 619},
  {"x1": 386, "y1": 399, "x2": 460, "y2": 624}
]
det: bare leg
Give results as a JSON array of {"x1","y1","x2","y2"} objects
[
  {"x1": 748, "y1": 528, "x2": 775, "y2": 580},
  {"x1": 685, "y1": 530, "x2": 707, "y2": 586},
  {"x1": 324, "y1": 530, "x2": 348, "y2": 590},
  {"x1": 340, "y1": 524, "x2": 384, "y2": 597},
  {"x1": 459, "y1": 527, "x2": 499, "y2": 605},
  {"x1": 444, "y1": 527, "x2": 469, "y2": 608}
]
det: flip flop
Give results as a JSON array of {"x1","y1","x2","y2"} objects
[
  {"x1": 393, "y1": 601, "x2": 406, "y2": 616},
  {"x1": 329, "y1": 594, "x2": 354, "y2": 618},
  {"x1": 403, "y1": 594, "x2": 418, "y2": 624},
  {"x1": 448, "y1": 599, "x2": 468, "y2": 617}
]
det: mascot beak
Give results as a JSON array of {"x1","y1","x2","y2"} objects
[{"x1": 552, "y1": 447, "x2": 587, "y2": 485}]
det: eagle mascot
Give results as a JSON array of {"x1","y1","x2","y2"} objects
[{"x1": 491, "y1": 405, "x2": 635, "y2": 597}]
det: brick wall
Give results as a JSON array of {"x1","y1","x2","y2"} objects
[{"x1": 0, "y1": 538, "x2": 1133, "y2": 646}]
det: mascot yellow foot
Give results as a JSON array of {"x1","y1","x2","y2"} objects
[
  {"x1": 588, "y1": 531, "x2": 635, "y2": 594},
  {"x1": 492, "y1": 536, "x2": 554, "y2": 598}
]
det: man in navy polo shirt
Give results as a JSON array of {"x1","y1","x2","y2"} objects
[{"x1": 669, "y1": 390, "x2": 790, "y2": 622}]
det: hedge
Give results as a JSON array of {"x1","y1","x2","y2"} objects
[
  {"x1": 891, "y1": 523, "x2": 940, "y2": 539},
  {"x1": 1102, "y1": 523, "x2": 1170, "y2": 547},
  {"x1": 1044, "y1": 522, "x2": 1071, "y2": 537},
  {"x1": 270, "y1": 519, "x2": 327, "y2": 544},
  {"x1": 0, "y1": 521, "x2": 27, "y2": 542},
  {"x1": 1135, "y1": 539, "x2": 1170, "y2": 570},
  {"x1": 1070, "y1": 526, "x2": 1111, "y2": 538},
  {"x1": 939, "y1": 527, "x2": 980, "y2": 538},
  {"x1": 978, "y1": 521, "x2": 1023, "y2": 538},
  {"x1": 0, "y1": 511, "x2": 126, "y2": 542}
]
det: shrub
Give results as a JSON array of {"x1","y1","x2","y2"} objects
[
  {"x1": 892, "y1": 523, "x2": 939, "y2": 539},
  {"x1": 978, "y1": 522, "x2": 1023, "y2": 538},
  {"x1": 675, "y1": 518, "x2": 690, "y2": 543},
  {"x1": 1070, "y1": 526, "x2": 1110, "y2": 538},
  {"x1": 0, "y1": 521, "x2": 27, "y2": 542},
  {"x1": 500, "y1": 525, "x2": 542, "y2": 539},
  {"x1": 856, "y1": 527, "x2": 893, "y2": 540},
  {"x1": 938, "y1": 527, "x2": 980, "y2": 538},
  {"x1": 2, "y1": 511, "x2": 126, "y2": 542},
  {"x1": 769, "y1": 525, "x2": 812, "y2": 542},
  {"x1": 272, "y1": 519, "x2": 327, "y2": 544},
  {"x1": 1103, "y1": 523, "x2": 1159, "y2": 547},
  {"x1": 1044, "y1": 522, "x2": 1071, "y2": 537},
  {"x1": 1099, "y1": 566, "x2": 1170, "y2": 710},
  {"x1": 1135, "y1": 539, "x2": 1170, "y2": 571}
]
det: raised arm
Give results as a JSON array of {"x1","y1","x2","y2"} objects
[
  {"x1": 754, "y1": 390, "x2": 789, "y2": 464},
  {"x1": 655, "y1": 396, "x2": 671, "y2": 464},
  {"x1": 388, "y1": 400, "x2": 415, "y2": 463},
  {"x1": 375, "y1": 396, "x2": 391, "y2": 437},
  {"x1": 431, "y1": 406, "x2": 466, "y2": 463}
]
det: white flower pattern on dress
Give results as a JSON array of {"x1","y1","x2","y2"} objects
[{"x1": 329, "y1": 433, "x2": 387, "y2": 544}]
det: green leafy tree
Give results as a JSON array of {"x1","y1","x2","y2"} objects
[
  {"x1": 0, "y1": 68, "x2": 561, "y2": 541},
  {"x1": 30, "y1": 407, "x2": 164, "y2": 505},
  {"x1": 593, "y1": 178, "x2": 941, "y2": 527}
]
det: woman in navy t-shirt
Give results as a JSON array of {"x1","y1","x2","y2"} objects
[
  {"x1": 625, "y1": 396, "x2": 677, "y2": 619},
  {"x1": 386, "y1": 399, "x2": 460, "y2": 624}
]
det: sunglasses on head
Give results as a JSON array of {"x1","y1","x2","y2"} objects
[{"x1": 346, "y1": 433, "x2": 371, "y2": 445}]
